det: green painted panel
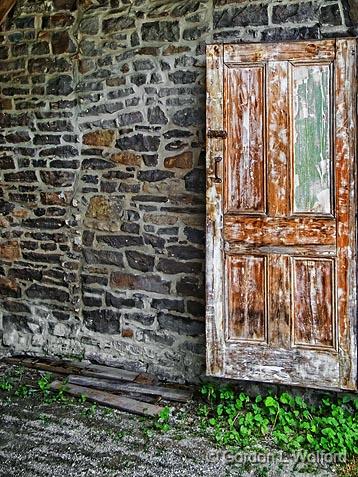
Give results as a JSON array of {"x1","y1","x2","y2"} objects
[{"x1": 293, "y1": 64, "x2": 331, "y2": 214}]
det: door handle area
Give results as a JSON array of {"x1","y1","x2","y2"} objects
[{"x1": 213, "y1": 156, "x2": 222, "y2": 183}]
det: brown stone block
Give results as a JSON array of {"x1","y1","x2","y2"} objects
[
  {"x1": 83, "y1": 129, "x2": 117, "y2": 147},
  {"x1": 122, "y1": 328, "x2": 134, "y2": 338},
  {"x1": 52, "y1": 30, "x2": 75, "y2": 55},
  {"x1": 86, "y1": 196, "x2": 111, "y2": 220},
  {"x1": 0, "y1": 240, "x2": 21, "y2": 261},
  {"x1": 164, "y1": 151, "x2": 193, "y2": 169},
  {"x1": 40, "y1": 192, "x2": 71, "y2": 205},
  {"x1": 79, "y1": 58, "x2": 94, "y2": 74},
  {"x1": 111, "y1": 272, "x2": 137, "y2": 289},
  {"x1": 111, "y1": 272, "x2": 170, "y2": 294},
  {"x1": 0, "y1": 217, "x2": 10, "y2": 227},
  {"x1": 12, "y1": 209, "x2": 29, "y2": 219},
  {"x1": 40, "y1": 171, "x2": 75, "y2": 187},
  {"x1": 142, "y1": 179, "x2": 185, "y2": 196},
  {"x1": 0, "y1": 277, "x2": 20, "y2": 297},
  {"x1": 143, "y1": 213, "x2": 178, "y2": 225},
  {"x1": 162, "y1": 45, "x2": 190, "y2": 55},
  {"x1": 0, "y1": 98, "x2": 12, "y2": 110},
  {"x1": 111, "y1": 151, "x2": 142, "y2": 166}
]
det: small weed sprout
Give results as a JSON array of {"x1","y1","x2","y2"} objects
[
  {"x1": 0, "y1": 375, "x2": 13, "y2": 392},
  {"x1": 155, "y1": 406, "x2": 172, "y2": 432}
]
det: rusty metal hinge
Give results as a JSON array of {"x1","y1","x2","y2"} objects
[{"x1": 207, "y1": 129, "x2": 227, "y2": 139}]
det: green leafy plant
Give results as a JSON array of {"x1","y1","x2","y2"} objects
[
  {"x1": 154, "y1": 406, "x2": 172, "y2": 432},
  {"x1": 142, "y1": 427, "x2": 154, "y2": 440},
  {"x1": 78, "y1": 394, "x2": 87, "y2": 404},
  {"x1": 198, "y1": 383, "x2": 358, "y2": 456},
  {"x1": 114, "y1": 430, "x2": 127, "y2": 441},
  {"x1": 36, "y1": 373, "x2": 70, "y2": 403},
  {"x1": 102, "y1": 407, "x2": 114, "y2": 417},
  {"x1": 37, "y1": 373, "x2": 52, "y2": 393},
  {"x1": 37, "y1": 372, "x2": 54, "y2": 402},
  {"x1": 81, "y1": 403, "x2": 97, "y2": 417},
  {"x1": 0, "y1": 376, "x2": 13, "y2": 392},
  {"x1": 15, "y1": 384, "x2": 34, "y2": 398}
]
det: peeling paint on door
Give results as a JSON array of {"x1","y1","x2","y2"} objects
[{"x1": 293, "y1": 64, "x2": 332, "y2": 214}]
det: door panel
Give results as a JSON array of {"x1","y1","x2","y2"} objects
[
  {"x1": 226, "y1": 255, "x2": 267, "y2": 342},
  {"x1": 268, "y1": 254, "x2": 291, "y2": 348},
  {"x1": 292, "y1": 257, "x2": 336, "y2": 349},
  {"x1": 223, "y1": 40, "x2": 336, "y2": 63},
  {"x1": 225, "y1": 344, "x2": 340, "y2": 389},
  {"x1": 292, "y1": 63, "x2": 333, "y2": 214},
  {"x1": 267, "y1": 61, "x2": 290, "y2": 217},
  {"x1": 225, "y1": 65, "x2": 266, "y2": 214},
  {"x1": 224, "y1": 216, "x2": 336, "y2": 245},
  {"x1": 206, "y1": 39, "x2": 357, "y2": 391}
]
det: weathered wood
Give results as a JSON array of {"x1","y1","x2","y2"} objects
[
  {"x1": 293, "y1": 258, "x2": 335, "y2": 349},
  {"x1": 224, "y1": 40, "x2": 336, "y2": 64},
  {"x1": 225, "y1": 65, "x2": 265, "y2": 213},
  {"x1": 4, "y1": 357, "x2": 82, "y2": 376},
  {"x1": 225, "y1": 344, "x2": 340, "y2": 391},
  {"x1": 0, "y1": 0, "x2": 16, "y2": 26},
  {"x1": 206, "y1": 44, "x2": 225, "y2": 377},
  {"x1": 135, "y1": 373, "x2": 158, "y2": 385},
  {"x1": 225, "y1": 243, "x2": 336, "y2": 257},
  {"x1": 293, "y1": 63, "x2": 332, "y2": 213},
  {"x1": 68, "y1": 375, "x2": 192, "y2": 402},
  {"x1": 268, "y1": 254, "x2": 291, "y2": 348},
  {"x1": 267, "y1": 61, "x2": 290, "y2": 217},
  {"x1": 50, "y1": 381, "x2": 163, "y2": 417},
  {"x1": 226, "y1": 255, "x2": 266, "y2": 342},
  {"x1": 78, "y1": 363, "x2": 157, "y2": 384},
  {"x1": 224, "y1": 216, "x2": 336, "y2": 245},
  {"x1": 334, "y1": 38, "x2": 357, "y2": 390},
  {"x1": 4, "y1": 356, "x2": 157, "y2": 384},
  {"x1": 206, "y1": 39, "x2": 357, "y2": 391}
]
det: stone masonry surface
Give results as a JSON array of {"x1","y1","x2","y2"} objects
[{"x1": 0, "y1": 0, "x2": 357, "y2": 382}]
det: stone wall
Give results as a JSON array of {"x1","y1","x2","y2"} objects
[{"x1": 0, "y1": 0, "x2": 356, "y2": 382}]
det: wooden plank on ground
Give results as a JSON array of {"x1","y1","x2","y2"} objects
[
  {"x1": 4, "y1": 356, "x2": 157, "y2": 384},
  {"x1": 77, "y1": 362, "x2": 143, "y2": 382},
  {"x1": 68, "y1": 375, "x2": 192, "y2": 402},
  {"x1": 4, "y1": 357, "x2": 80, "y2": 376},
  {"x1": 50, "y1": 380, "x2": 163, "y2": 417},
  {"x1": 120, "y1": 392, "x2": 160, "y2": 404}
]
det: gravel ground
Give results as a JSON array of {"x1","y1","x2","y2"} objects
[{"x1": 0, "y1": 365, "x2": 342, "y2": 477}]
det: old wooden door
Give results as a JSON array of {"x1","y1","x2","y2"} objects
[{"x1": 206, "y1": 39, "x2": 357, "y2": 391}]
